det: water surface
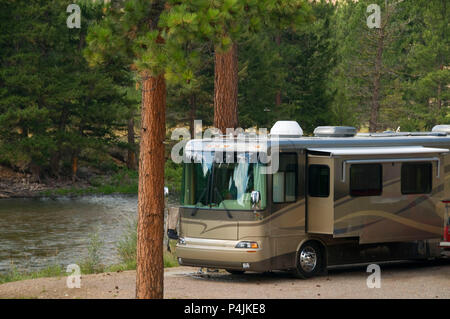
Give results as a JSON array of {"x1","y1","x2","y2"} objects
[{"x1": 0, "y1": 195, "x2": 139, "y2": 273}]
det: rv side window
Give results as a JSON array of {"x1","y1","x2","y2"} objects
[
  {"x1": 401, "y1": 163, "x2": 432, "y2": 194},
  {"x1": 350, "y1": 164, "x2": 382, "y2": 196},
  {"x1": 273, "y1": 153, "x2": 297, "y2": 203},
  {"x1": 308, "y1": 165, "x2": 330, "y2": 197}
]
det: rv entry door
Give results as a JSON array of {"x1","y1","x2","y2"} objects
[{"x1": 307, "y1": 155, "x2": 334, "y2": 234}]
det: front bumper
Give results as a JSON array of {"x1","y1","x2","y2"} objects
[{"x1": 176, "y1": 237, "x2": 270, "y2": 271}]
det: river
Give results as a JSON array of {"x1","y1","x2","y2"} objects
[{"x1": 0, "y1": 195, "x2": 143, "y2": 273}]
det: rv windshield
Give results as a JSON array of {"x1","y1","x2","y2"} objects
[{"x1": 181, "y1": 153, "x2": 267, "y2": 210}]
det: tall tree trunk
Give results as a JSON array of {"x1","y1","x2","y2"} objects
[
  {"x1": 136, "y1": 72, "x2": 166, "y2": 299},
  {"x1": 436, "y1": 63, "x2": 444, "y2": 114},
  {"x1": 214, "y1": 42, "x2": 239, "y2": 134},
  {"x1": 127, "y1": 115, "x2": 137, "y2": 170},
  {"x1": 369, "y1": 30, "x2": 384, "y2": 132},
  {"x1": 29, "y1": 162, "x2": 41, "y2": 183},
  {"x1": 71, "y1": 153, "x2": 78, "y2": 183},
  {"x1": 275, "y1": 91, "x2": 282, "y2": 107},
  {"x1": 189, "y1": 94, "x2": 196, "y2": 138}
]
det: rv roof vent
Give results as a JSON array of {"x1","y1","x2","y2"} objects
[
  {"x1": 432, "y1": 125, "x2": 450, "y2": 135},
  {"x1": 314, "y1": 126, "x2": 356, "y2": 137},
  {"x1": 270, "y1": 121, "x2": 303, "y2": 137}
]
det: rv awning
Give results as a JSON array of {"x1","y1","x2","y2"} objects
[{"x1": 307, "y1": 146, "x2": 449, "y2": 156}]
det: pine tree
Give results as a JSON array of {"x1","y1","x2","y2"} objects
[
  {"x1": 238, "y1": 0, "x2": 335, "y2": 134},
  {"x1": 332, "y1": 0, "x2": 411, "y2": 132},
  {"x1": 275, "y1": 0, "x2": 336, "y2": 134},
  {"x1": 85, "y1": 0, "x2": 167, "y2": 299},
  {"x1": 405, "y1": 0, "x2": 449, "y2": 129},
  {"x1": 0, "y1": 0, "x2": 128, "y2": 179},
  {"x1": 165, "y1": 40, "x2": 215, "y2": 136},
  {"x1": 160, "y1": 0, "x2": 313, "y2": 133},
  {"x1": 238, "y1": 31, "x2": 284, "y2": 129}
]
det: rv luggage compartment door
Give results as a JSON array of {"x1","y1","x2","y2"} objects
[{"x1": 307, "y1": 155, "x2": 334, "y2": 234}]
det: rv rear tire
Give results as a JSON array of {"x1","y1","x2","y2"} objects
[
  {"x1": 225, "y1": 269, "x2": 245, "y2": 275},
  {"x1": 293, "y1": 242, "x2": 324, "y2": 279}
]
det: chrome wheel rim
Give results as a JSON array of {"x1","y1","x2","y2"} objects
[{"x1": 299, "y1": 246, "x2": 317, "y2": 273}]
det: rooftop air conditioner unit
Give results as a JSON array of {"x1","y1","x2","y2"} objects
[
  {"x1": 270, "y1": 121, "x2": 303, "y2": 138},
  {"x1": 314, "y1": 126, "x2": 357, "y2": 137},
  {"x1": 432, "y1": 125, "x2": 450, "y2": 135}
]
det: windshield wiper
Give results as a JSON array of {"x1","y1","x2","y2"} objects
[
  {"x1": 213, "y1": 186, "x2": 233, "y2": 219},
  {"x1": 209, "y1": 162, "x2": 232, "y2": 219},
  {"x1": 191, "y1": 172, "x2": 211, "y2": 217}
]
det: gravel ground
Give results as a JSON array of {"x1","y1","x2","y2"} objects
[{"x1": 0, "y1": 260, "x2": 449, "y2": 299}]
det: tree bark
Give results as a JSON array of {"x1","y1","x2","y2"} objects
[
  {"x1": 136, "y1": 72, "x2": 166, "y2": 299},
  {"x1": 275, "y1": 91, "x2": 282, "y2": 107},
  {"x1": 127, "y1": 115, "x2": 137, "y2": 170},
  {"x1": 214, "y1": 42, "x2": 239, "y2": 134},
  {"x1": 71, "y1": 154, "x2": 78, "y2": 183},
  {"x1": 436, "y1": 63, "x2": 443, "y2": 113}
]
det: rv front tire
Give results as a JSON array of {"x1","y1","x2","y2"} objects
[{"x1": 293, "y1": 242, "x2": 324, "y2": 279}]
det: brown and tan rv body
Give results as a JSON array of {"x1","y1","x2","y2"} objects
[{"x1": 176, "y1": 123, "x2": 450, "y2": 276}]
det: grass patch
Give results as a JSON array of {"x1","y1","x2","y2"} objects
[
  {"x1": 40, "y1": 168, "x2": 138, "y2": 197},
  {"x1": 79, "y1": 232, "x2": 105, "y2": 274},
  {"x1": 0, "y1": 264, "x2": 65, "y2": 285},
  {"x1": 115, "y1": 218, "x2": 179, "y2": 270},
  {"x1": 164, "y1": 241, "x2": 179, "y2": 268}
]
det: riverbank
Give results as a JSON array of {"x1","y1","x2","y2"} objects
[
  {"x1": 0, "y1": 250, "x2": 179, "y2": 286},
  {"x1": 0, "y1": 164, "x2": 138, "y2": 198},
  {"x1": 0, "y1": 162, "x2": 181, "y2": 199}
]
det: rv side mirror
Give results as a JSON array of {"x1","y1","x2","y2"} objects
[
  {"x1": 167, "y1": 229, "x2": 179, "y2": 240},
  {"x1": 251, "y1": 190, "x2": 261, "y2": 208}
]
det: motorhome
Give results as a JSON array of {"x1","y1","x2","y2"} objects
[{"x1": 174, "y1": 121, "x2": 450, "y2": 278}]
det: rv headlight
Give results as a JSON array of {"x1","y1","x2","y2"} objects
[{"x1": 235, "y1": 241, "x2": 259, "y2": 249}]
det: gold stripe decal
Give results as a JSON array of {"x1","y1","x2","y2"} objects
[{"x1": 335, "y1": 210, "x2": 442, "y2": 235}]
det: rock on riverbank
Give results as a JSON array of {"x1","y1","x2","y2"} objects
[{"x1": 0, "y1": 164, "x2": 91, "y2": 198}]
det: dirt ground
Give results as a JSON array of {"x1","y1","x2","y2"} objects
[{"x1": 0, "y1": 260, "x2": 449, "y2": 299}]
